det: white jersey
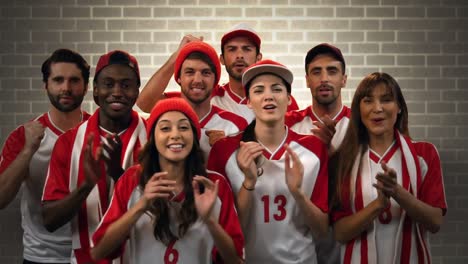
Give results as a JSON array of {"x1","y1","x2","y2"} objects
[
  {"x1": 92, "y1": 165, "x2": 244, "y2": 264},
  {"x1": 212, "y1": 83, "x2": 299, "y2": 124},
  {"x1": 208, "y1": 128, "x2": 329, "y2": 264},
  {"x1": 199, "y1": 105, "x2": 247, "y2": 162},
  {"x1": 0, "y1": 112, "x2": 88, "y2": 262},
  {"x1": 285, "y1": 105, "x2": 351, "y2": 150},
  {"x1": 332, "y1": 133, "x2": 447, "y2": 264}
]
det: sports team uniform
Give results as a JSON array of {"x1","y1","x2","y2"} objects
[
  {"x1": 0, "y1": 112, "x2": 89, "y2": 263},
  {"x1": 285, "y1": 105, "x2": 351, "y2": 264},
  {"x1": 164, "y1": 91, "x2": 248, "y2": 161},
  {"x1": 211, "y1": 83, "x2": 300, "y2": 123},
  {"x1": 207, "y1": 128, "x2": 328, "y2": 264},
  {"x1": 285, "y1": 105, "x2": 351, "y2": 151},
  {"x1": 331, "y1": 131, "x2": 447, "y2": 264},
  {"x1": 92, "y1": 165, "x2": 244, "y2": 264},
  {"x1": 42, "y1": 109, "x2": 147, "y2": 264}
]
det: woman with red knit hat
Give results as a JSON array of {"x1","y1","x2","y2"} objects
[
  {"x1": 208, "y1": 59, "x2": 329, "y2": 263},
  {"x1": 90, "y1": 98, "x2": 243, "y2": 264}
]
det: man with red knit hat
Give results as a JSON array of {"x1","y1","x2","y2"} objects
[
  {"x1": 138, "y1": 41, "x2": 247, "y2": 161},
  {"x1": 42, "y1": 50, "x2": 147, "y2": 264},
  {"x1": 136, "y1": 23, "x2": 299, "y2": 124}
]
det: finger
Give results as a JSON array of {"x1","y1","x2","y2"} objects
[
  {"x1": 192, "y1": 180, "x2": 200, "y2": 196},
  {"x1": 213, "y1": 179, "x2": 219, "y2": 196},
  {"x1": 193, "y1": 176, "x2": 214, "y2": 189},
  {"x1": 150, "y1": 171, "x2": 169, "y2": 182},
  {"x1": 95, "y1": 146, "x2": 106, "y2": 162},
  {"x1": 199, "y1": 36, "x2": 204, "y2": 41}
]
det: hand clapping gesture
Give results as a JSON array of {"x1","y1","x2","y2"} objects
[
  {"x1": 311, "y1": 115, "x2": 337, "y2": 146},
  {"x1": 284, "y1": 143, "x2": 305, "y2": 197},
  {"x1": 101, "y1": 134, "x2": 124, "y2": 181},
  {"x1": 236, "y1": 141, "x2": 264, "y2": 189},
  {"x1": 193, "y1": 176, "x2": 219, "y2": 222},
  {"x1": 141, "y1": 172, "x2": 177, "y2": 209}
]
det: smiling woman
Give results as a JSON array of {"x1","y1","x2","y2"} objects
[
  {"x1": 91, "y1": 98, "x2": 244, "y2": 264},
  {"x1": 208, "y1": 60, "x2": 329, "y2": 263},
  {"x1": 329, "y1": 72, "x2": 447, "y2": 264}
]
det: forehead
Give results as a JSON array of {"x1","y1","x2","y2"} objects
[
  {"x1": 307, "y1": 54, "x2": 342, "y2": 69},
  {"x1": 49, "y1": 62, "x2": 82, "y2": 77},
  {"x1": 223, "y1": 36, "x2": 256, "y2": 48},
  {"x1": 366, "y1": 83, "x2": 393, "y2": 97},
  {"x1": 250, "y1": 73, "x2": 284, "y2": 85},
  {"x1": 181, "y1": 58, "x2": 210, "y2": 70},
  {"x1": 97, "y1": 64, "x2": 137, "y2": 80},
  {"x1": 157, "y1": 111, "x2": 189, "y2": 123}
]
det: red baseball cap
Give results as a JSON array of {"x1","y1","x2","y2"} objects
[
  {"x1": 94, "y1": 50, "x2": 140, "y2": 84},
  {"x1": 305, "y1": 43, "x2": 346, "y2": 73},
  {"x1": 221, "y1": 23, "x2": 261, "y2": 51},
  {"x1": 242, "y1": 59, "x2": 293, "y2": 87}
]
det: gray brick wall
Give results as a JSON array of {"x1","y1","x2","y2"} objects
[{"x1": 1, "y1": 1, "x2": 467, "y2": 263}]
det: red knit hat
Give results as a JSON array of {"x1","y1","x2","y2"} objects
[
  {"x1": 242, "y1": 59, "x2": 293, "y2": 95},
  {"x1": 221, "y1": 23, "x2": 261, "y2": 51},
  {"x1": 94, "y1": 50, "x2": 140, "y2": 84},
  {"x1": 146, "y1": 98, "x2": 201, "y2": 140},
  {"x1": 174, "y1": 41, "x2": 221, "y2": 86}
]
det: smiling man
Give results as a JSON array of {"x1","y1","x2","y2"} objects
[
  {"x1": 41, "y1": 50, "x2": 147, "y2": 264},
  {"x1": 165, "y1": 41, "x2": 247, "y2": 161}
]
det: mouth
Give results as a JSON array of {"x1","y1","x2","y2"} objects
[
  {"x1": 318, "y1": 85, "x2": 333, "y2": 95},
  {"x1": 263, "y1": 104, "x2": 277, "y2": 111},
  {"x1": 371, "y1": 118, "x2": 385, "y2": 124},
  {"x1": 167, "y1": 143, "x2": 184, "y2": 152},
  {"x1": 108, "y1": 101, "x2": 127, "y2": 111}
]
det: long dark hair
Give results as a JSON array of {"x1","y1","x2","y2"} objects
[
  {"x1": 330, "y1": 72, "x2": 409, "y2": 210},
  {"x1": 138, "y1": 116, "x2": 206, "y2": 245}
]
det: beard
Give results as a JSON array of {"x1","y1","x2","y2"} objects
[
  {"x1": 47, "y1": 90, "x2": 84, "y2": 113},
  {"x1": 313, "y1": 85, "x2": 339, "y2": 106}
]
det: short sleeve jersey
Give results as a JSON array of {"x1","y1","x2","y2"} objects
[
  {"x1": 207, "y1": 128, "x2": 329, "y2": 264},
  {"x1": 0, "y1": 112, "x2": 89, "y2": 263},
  {"x1": 92, "y1": 165, "x2": 244, "y2": 264},
  {"x1": 285, "y1": 105, "x2": 351, "y2": 150}
]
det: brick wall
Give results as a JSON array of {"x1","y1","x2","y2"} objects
[{"x1": 1, "y1": 1, "x2": 467, "y2": 263}]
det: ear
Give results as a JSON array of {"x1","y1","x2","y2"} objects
[
  {"x1": 220, "y1": 54, "x2": 225, "y2": 66},
  {"x1": 256, "y1": 52, "x2": 263, "y2": 62},
  {"x1": 305, "y1": 74, "x2": 311, "y2": 89},
  {"x1": 246, "y1": 98, "x2": 253, "y2": 109},
  {"x1": 287, "y1": 94, "x2": 292, "y2": 106},
  {"x1": 342, "y1": 74, "x2": 348, "y2": 88},
  {"x1": 177, "y1": 77, "x2": 182, "y2": 84}
]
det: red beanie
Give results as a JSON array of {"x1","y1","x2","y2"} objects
[
  {"x1": 146, "y1": 98, "x2": 201, "y2": 140},
  {"x1": 174, "y1": 41, "x2": 221, "y2": 86}
]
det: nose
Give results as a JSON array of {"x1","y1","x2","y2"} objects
[
  {"x1": 169, "y1": 128, "x2": 181, "y2": 139},
  {"x1": 235, "y1": 49, "x2": 244, "y2": 59},
  {"x1": 61, "y1": 79, "x2": 72, "y2": 93},
  {"x1": 111, "y1": 84, "x2": 124, "y2": 98},
  {"x1": 320, "y1": 72, "x2": 330, "y2": 83},
  {"x1": 372, "y1": 101, "x2": 383, "y2": 112},
  {"x1": 193, "y1": 71, "x2": 203, "y2": 83},
  {"x1": 263, "y1": 87, "x2": 274, "y2": 101}
]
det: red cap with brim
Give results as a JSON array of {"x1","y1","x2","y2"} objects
[
  {"x1": 221, "y1": 23, "x2": 261, "y2": 50},
  {"x1": 242, "y1": 59, "x2": 293, "y2": 95}
]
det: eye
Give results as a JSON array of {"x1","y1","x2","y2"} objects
[
  {"x1": 362, "y1": 97, "x2": 372, "y2": 103},
  {"x1": 202, "y1": 70, "x2": 212, "y2": 76},
  {"x1": 52, "y1": 77, "x2": 64, "y2": 83}
]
